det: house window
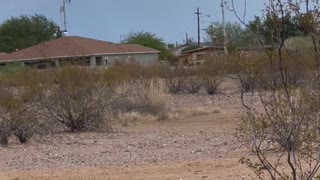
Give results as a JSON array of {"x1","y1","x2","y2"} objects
[
  {"x1": 96, "y1": 57, "x2": 102, "y2": 66},
  {"x1": 37, "y1": 64, "x2": 46, "y2": 69},
  {"x1": 50, "y1": 61, "x2": 55, "y2": 67}
]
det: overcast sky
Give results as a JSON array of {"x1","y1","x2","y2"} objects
[{"x1": 0, "y1": 0, "x2": 266, "y2": 44}]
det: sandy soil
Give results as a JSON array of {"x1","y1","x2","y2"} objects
[{"x1": 0, "y1": 78, "x2": 259, "y2": 180}]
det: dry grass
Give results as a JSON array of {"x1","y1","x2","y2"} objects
[
  {"x1": 114, "y1": 111, "x2": 159, "y2": 126},
  {"x1": 112, "y1": 78, "x2": 171, "y2": 124},
  {"x1": 168, "y1": 106, "x2": 221, "y2": 120}
]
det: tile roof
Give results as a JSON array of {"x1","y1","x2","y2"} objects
[
  {"x1": 0, "y1": 36, "x2": 160, "y2": 62},
  {"x1": 0, "y1": 52, "x2": 8, "y2": 62}
]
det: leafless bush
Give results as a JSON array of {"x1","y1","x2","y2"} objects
[
  {"x1": 228, "y1": 0, "x2": 320, "y2": 179},
  {"x1": 160, "y1": 67, "x2": 186, "y2": 94},
  {"x1": 237, "y1": 88, "x2": 320, "y2": 179},
  {"x1": 40, "y1": 67, "x2": 114, "y2": 132},
  {"x1": 199, "y1": 59, "x2": 225, "y2": 94},
  {"x1": 165, "y1": 77, "x2": 184, "y2": 94},
  {"x1": 0, "y1": 70, "x2": 43, "y2": 144},
  {"x1": 8, "y1": 108, "x2": 39, "y2": 143},
  {"x1": 185, "y1": 68, "x2": 202, "y2": 94},
  {"x1": 229, "y1": 55, "x2": 263, "y2": 93},
  {"x1": 0, "y1": 121, "x2": 10, "y2": 145}
]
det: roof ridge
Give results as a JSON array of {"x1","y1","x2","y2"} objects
[{"x1": 66, "y1": 36, "x2": 92, "y2": 55}]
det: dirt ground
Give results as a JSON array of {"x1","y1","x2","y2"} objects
[{"x1": 0, "y1": 79, "x2": 259, "y2": 180}]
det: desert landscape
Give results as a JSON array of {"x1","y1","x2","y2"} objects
[
  {"x1": 2, "y1": 1, "x2": 320, "y2": 180},
  {"x1": 0, "y1": 78, "x2": 259, "y2": 180}
]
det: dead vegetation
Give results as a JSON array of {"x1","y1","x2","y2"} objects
[
  {"x1": 0, "y1": 60, "x2": 226, "y2": 145},
  {"x1": 228, "y1": 0, "x2": 320, "y2": 179}
]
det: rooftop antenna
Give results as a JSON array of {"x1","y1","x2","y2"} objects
[{"x1": 60, "y1": 0, "x2": 71, "y2": 36}]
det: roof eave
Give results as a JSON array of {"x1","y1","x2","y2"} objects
[{"x1": 0, "y1": 51, "x2": 160, "y2": 62}]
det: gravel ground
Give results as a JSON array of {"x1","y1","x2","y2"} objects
[
  {"x1": 0, "y1": 78, "x2": 259, "y2": 179},
  {"x1": 1, "y1": 126, "x2": 239, "y2": 172}
]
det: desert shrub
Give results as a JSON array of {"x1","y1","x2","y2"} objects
[
  {"x1": 202, "y1": 76, "x2": 221, "y2": 94},
  {"x1": 230, "y1": 1, "x2": 320, "y2": 179},
  {"x1": 185, "y1": 77, "x2": 202, "y2": 94},
  {"x1": 228, "y1": 54, "x2": 287, "y2": 92},
  {"x1": 7, "y1": 108, "x2": 39, "y2": 143},
  {"x1": 233, "y1": 51, "x2": 312, "y2": 92},
  {"x1": 232, "y1": 56, "x2": 262, "y2": 92},
  {"x1": 235, "y1": 52, "x2": 319, "y2": 179},
  {"x1": 257, "y1": 51, "x2": 311, "y2": 90},
  {"x1": 0, "y1": 121, "x2": 10, "y2": 145},
  {"x1": 160, "y1": 67, "x2": 186, "y2": 94},
  {"x1": 40, "y1": 67, "x2": 114, "y2": 132},
  {"x1": 165, "y1": 77, "x2": 184, "y2": 94},
  {"x1": 0, "y1": 70, "x2": 43, "y2": 144},
  {"x1": 238, "y1": 88, "x2": 320, "y2": 179},
  {"x1": 184, "y1": 68, "x2": 202, "y2": 94},
  {"x1": 281, "y1": 52, "x2": 312, "y2": 87},
  {"x1": 199, "y1": 59, "x2": 224, "y2": 94}
]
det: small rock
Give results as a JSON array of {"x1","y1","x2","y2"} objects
[
  {"x1": 223, "y1": 142, "x2": 228, "y2": 145},
  {"x1": 192, "y1": 149, "x2": 204, "y2": 154},
  {"x1": 201, "y1": 176, "x2": 208, "y2": 179}
]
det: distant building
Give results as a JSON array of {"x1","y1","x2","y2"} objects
[
  {"x1": 0, "y1": 36, "x2": 160, "y2": 69},
  {"x1": 178, "y1": 46, "x2": 273, "y2": 66},
  {"x1": 178, "y1": 46, "x2": 225, "y2": 65},
  {"x1": 171, "y1": 42, "x2": 212, "y2": 57}
]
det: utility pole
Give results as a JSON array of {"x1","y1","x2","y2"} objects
[
  {"x1": 221, "y1": 0, "x2": 228, "y2": 55},
  {"x1": 61, "y1": 0, "x2": 71, "y2": 35},
  {"x1": 186, "y1": 33, "x2": 189, "y2": 45},
  {"x1": 195, "y1": 7, "x2": 202, "y2": 47}
]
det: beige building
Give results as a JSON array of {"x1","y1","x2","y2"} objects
[
  {"x1": 0, "y1": 36, "x2": 160, "y2": 69},
  {"x1": 178, "y1": 47, "x2": 225, "y2": 65}
]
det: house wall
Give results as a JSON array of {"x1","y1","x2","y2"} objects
[
  {"x1": 2, "y1": 53, "x2": 159, "y2": 69},
  {"x1": 99, "y1": 53, "x2": 158, "y2": 66}
]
